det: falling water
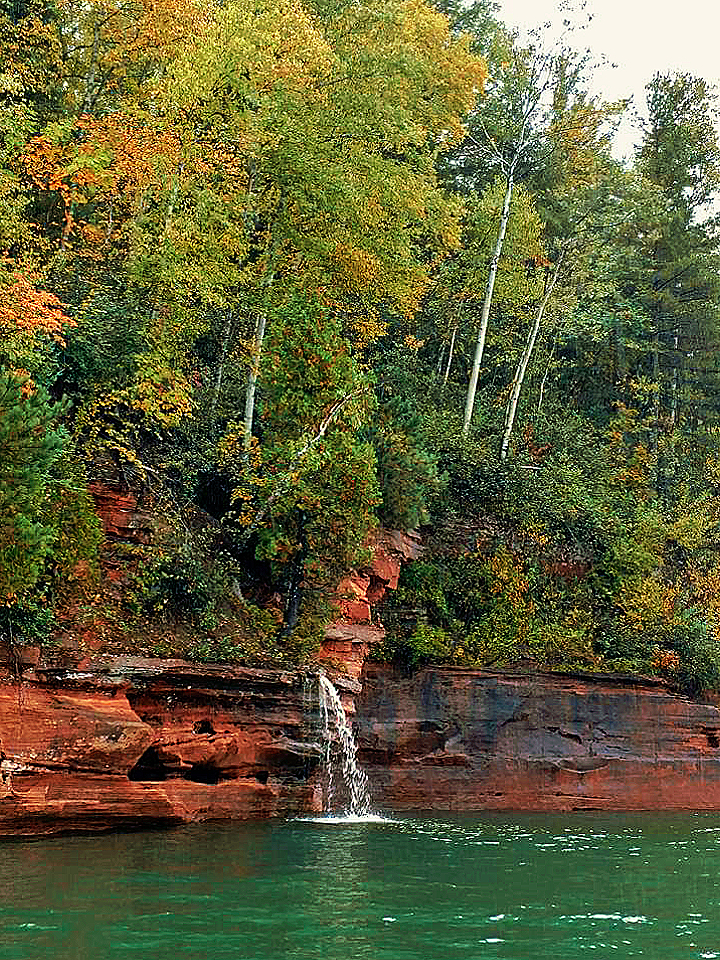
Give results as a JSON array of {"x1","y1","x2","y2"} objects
[{"x1": 318, "y1": 674, "x2": 372, "y2": 817}]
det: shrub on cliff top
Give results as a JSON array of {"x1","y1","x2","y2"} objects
[{"x1": 662, "y1": 612, "x2": 720, "y2": 696}]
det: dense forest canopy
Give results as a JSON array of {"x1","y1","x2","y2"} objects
[{"x1": 3, "y1": 0, "x2": 720, "y2": 693}]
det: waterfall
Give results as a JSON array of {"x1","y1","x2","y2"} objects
[{"x1": 318, "y1": 674, "x2": 372, "y2": 817}]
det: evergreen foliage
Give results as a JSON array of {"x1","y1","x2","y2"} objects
[{"x1": 0, "y1": 370, "x2": 65, "y2": 601}]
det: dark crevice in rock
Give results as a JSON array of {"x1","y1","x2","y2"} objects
[
  {"x1": 703, "y1": 727, "x2": 720, "y2": 748},
  {"x1": 128, "y1": 747, "x2": 239, "y2": 785},
  {"x1": 547, "y1": 726, "x2": 583, "y2": 744},
  {"x1": 501, "y1": 712, "x2": 530, "y2": 727},
  {"x1": 193, "y1": 719, "x2": 215, "y2": 735},
  {"x1": 186, "y1": 762, "x2": 224, "y2": 784},
  {"x1": 142, "y1": 716, "x2": 164, "y2": 728},
  {"x1": 127, "y1": 747, "x2": 168, "y2": 781},
  {"x1": 418, "y1": 720, "x2": 444, "y2": 733}
]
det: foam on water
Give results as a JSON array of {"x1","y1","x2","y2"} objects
[{"x1": 297, "y1": 813, "x2": 394, "y2": 825}]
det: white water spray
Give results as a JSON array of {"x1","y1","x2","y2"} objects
[{"x1": 318, "y1": 674, "x2": 372, "y2": 817}]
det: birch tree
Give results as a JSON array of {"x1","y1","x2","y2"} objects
[
  {"x1": 496, "y1": 161, "x2": 659, "y2": 463},
  {"x1": 500, "y1": 241, "x2": 568, "y2": 460},
  {"x1": 425, "y1": 178, "x2": 544, "y2": 398},
  {"x1": 456, "y1": 21, "x2": 603, "y2": 435},
  {"x1": 153, "y1": 0, "x2": 485, "y2": 451},
  {"x1": 456, "y1": 30, "x2": 572, "y2": 435}
]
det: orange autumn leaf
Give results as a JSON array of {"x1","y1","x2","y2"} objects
[{"x1": 0, "y1": 273, "x2": 75, "y2": 344}]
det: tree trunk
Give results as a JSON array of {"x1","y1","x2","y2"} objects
[
  {"x1": 277, "y1": 513, "x2": 307, "y2": 640},
  {"x1": 243, "y1": 311, "x2": 267, "y2": 454},
  {"x1": 500, "y1": 249, "x2": 566, "y2": 462},
  {"x1": 210, "y1": 312, "x2": 234, "y2": 434},
  {"x1": 614, "y1": 315, "x2": 626, "y2": 390},
  {"x1": 241, "y1": 218, "x2": 282, "y2": 455},
  {"x1": 651, "y1": 319, "x2": 661, "y2": 453},
  {"x1": 435, "y1": 341, "x2": 445, "y2": 377},
  {"x1": 80, "y1": 18, "x2": 100, "y2": 115},
  {"x1": 536, "y1": 340, "x2": 555, "y2": 415},
  {"x1": 164, "y1": 163, "x2": 184, "y2": 236},
  {"x1": 669, "y1": 326, "x2": 679, "y2": 428},
  {"x1": 442, "y1": 322, "x2": 459, "y2": 389},
  {"x1": 462, "y1": 173, "x2": 514, "y2": 436}
]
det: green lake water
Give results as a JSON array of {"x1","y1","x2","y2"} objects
[{"x1": 3, "y1": 813, "x2": 720, "y2": 960}]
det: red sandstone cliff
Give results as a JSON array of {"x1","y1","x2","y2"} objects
[
  {"x1": 356, "y1": 664, "x2": 720, "y2": 812},
  {"x1": 319, "y1": 528, "x2": 423, "y2": 682},
  {"x1": 0, "y1": 524, "x2": 420, "y2": 836},
  {"x1": 6, "y1": 485, "x2": 720, "y2": 834},
  {"x1": 5, "y1": 654, "x2": 720, "y2": 835},
  {"x1": 0, "y1": 654, "x2": 338, "y2": 836}
]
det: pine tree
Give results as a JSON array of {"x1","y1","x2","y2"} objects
[{"x1": 0, "y1": 369, "x2": 65, "y2": 601}]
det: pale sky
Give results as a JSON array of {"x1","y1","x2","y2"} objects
[{"x1": 496, "y1": 0, "x2": 720, "y2": 160}]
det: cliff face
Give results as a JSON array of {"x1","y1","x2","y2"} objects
[
  {"x1": 319, "y1": 529, "x2": 423, "y2": 682},
  {"x1": 0, "y1": 490, "x2": 425, "y2": 836},
  {"x1": 7, "y1": 485, "x2": 720, "y2": 835},
  {"x1": 356, "y1": 664, "x2": 720, "y2": 812},
  {"x1": 6, "y1": 656, "x2": 720, "y2": 835},
  {"x1": 0, "y1": 655, "x2": 332, "y2": 836},
  {"x1": 85, "y1": 482, "x2": 420, "y2": 685}
]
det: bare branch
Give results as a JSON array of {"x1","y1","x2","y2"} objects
[{"x1": 237, "y1": 389, "x2": 366, "y2": 545}]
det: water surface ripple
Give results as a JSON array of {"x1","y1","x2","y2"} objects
[{"x1": 3, "y1": 813, "x2": 720, "y2": 959}]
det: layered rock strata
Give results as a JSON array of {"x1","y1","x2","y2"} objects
[
  {"x1": 319, "y1": 529, "x2": 423, "y2": 682},
  {"x1": 8, "y1": 483, "x2": 720, "y2": 832},
  {"x1": 356, "y1": 665, "x2": 720, "y2": 812},
  {"x1": 6, "y1": 656, "x2": 720, "y2": 835},
  {"x1": 0, "y1": 655, "x2": 345, "y2": 836}
]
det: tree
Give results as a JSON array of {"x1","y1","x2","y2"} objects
[
  {"x1": 221, "y1": 293, "x2": 379, "y2": 638},
  {"x1": 130, "y1": 0, "x2": 486, "y2": 450},
  {"x1": 0, "y1": 370, "x2": 65, "y2": 601},
  {"x1": 453, "y1": 15, "x2": 617, "y2": 435},
  {"x1": 426, "y1": 177, "x2": 545, "y2": 393},
  {"x1": 499, "y1": 239, "x2": 568, "y2": 460},
  {"x1": 635, "y1": 73, "x2": 720, "y2": 452}
]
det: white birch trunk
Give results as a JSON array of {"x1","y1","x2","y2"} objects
[
  {"x1": 462, "y1": 173, "x2": 514, "y2": 436},
  {"x1": 442, "y1": 322, "x2": 459, "y2": 389},
  {"x1": 80, "y1": 18, "x2": 100, "y2": 115},
  {"x1": 500, "y1": 249, "x2": 566, "y2": 462},
  {"x1": 164, "y1": 163, "x2": 184, "y2": 236},
  {"x1": 239, "y1": 391, "x2": 361, "y2": 544},
  {"x1": 210, "y1": 313, "x2": 234, "y2": 432},
  {"x1": 436, "y1": 342, "x2": 445, "y2": 377},
  {"x1": 536, "y1": 341, "x2": 555, "y2": 415},
  {"x1": 243, "y1": 311, "x2": 267, "y2": 453},
  {"x1": 241, "y1": 218, "x2": 282, "y2": 456}
]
